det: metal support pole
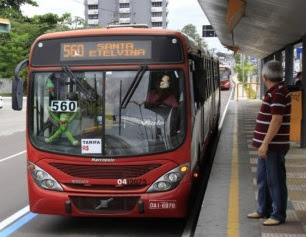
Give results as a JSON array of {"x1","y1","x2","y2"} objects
[
  {"x1": 242, "y1": 54, "x2": 245, "y2": 97},
  {"x1": 268, "y1": 55, "x2": 274, "y2": 61},
  {"x1": 275, "y1": 51, "x2": 282, "y2": 63},
  {"x1": 285, "y1": 44, "x2": 294, "y2": 86},
  {"x1": 260, "y1": 59, "x2": 265, "y2": 99},
  {"x1": 300, "y1": 36, "x2": 306, "y2": 148},
  {"x1": 256, "y1": 60, "x2": 261, "y2": 99}
]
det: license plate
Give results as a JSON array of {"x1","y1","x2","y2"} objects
[{"x1": 149, "y1": 200, "x2": 176, "y2": 209}]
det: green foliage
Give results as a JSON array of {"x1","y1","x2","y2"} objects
[
  {"x1": 27, "y1": 13, "x2": 70, "y2": 35},
  {"x1": 243, "y1": 84, "x2": 256, "y2": 99},
  {"x1": 234, "y1": 53, "x2": 241, "y2": 64},
  {"x1": 181, "y1": 24, "x2": 208, "y2": 49},
  {"x1": 0, "y1": 32, "x2": 29, "y2": 78},
  {"x1": 0, "y1": 17, "x2": 54, "y2": 79},
  {"x1": 234, "y1": 54, "x2": 256, "y2": 82},
  {"x1": 0, "y1": 0, "x2": 37, "y2": 10},
  {"x1": 0, "y1": 2, "x2": 86, "y2": 88},
  {"x1": 0, "y1": 0, "x2": 37, "y2": 22},
  {"x1": 61, "y1": 15, "x2": 87, "y2": 30}
]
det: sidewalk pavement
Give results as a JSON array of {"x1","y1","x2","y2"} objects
[{"x1": 194, "y1": 100, "x2": 306, "y2": 237}]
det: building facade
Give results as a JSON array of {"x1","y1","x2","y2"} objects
[{"x1": 85, "y1": 0, "x2": 169, "y2": 29}]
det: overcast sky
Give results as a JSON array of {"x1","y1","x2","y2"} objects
[{"x1": 21, "y1": 0, "x2": 229, "y2": 53}]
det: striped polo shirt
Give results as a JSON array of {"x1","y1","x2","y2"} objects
[{"x1": 252, "y1": 82, "x2": 291, "y2": 151}]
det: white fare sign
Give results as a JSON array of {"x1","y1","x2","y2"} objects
[{"x1": 81, "y1": 139, "x2": 102, "y2": 154}]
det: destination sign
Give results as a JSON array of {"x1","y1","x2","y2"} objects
[
  {"x1": 60, "y1": 41, "x2": 151, "y2": 61},
  {"x1": 31, "y1": 35, "x2": 183, "y2": 66}
]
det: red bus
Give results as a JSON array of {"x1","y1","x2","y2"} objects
[
  {"x1": 12, "y1": 28, "x2": 220, "y2": 218},
  {"x1": 219, "y1": 65, "x2": 231, "y2": 90}
]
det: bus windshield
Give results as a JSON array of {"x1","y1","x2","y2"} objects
[{"x1": 29, "y1": 69, "x2": 186, "y2": 157}]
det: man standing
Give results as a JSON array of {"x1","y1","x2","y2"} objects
[{"x1": 247, "y1": 60, "x2": 291, "y2": 226}]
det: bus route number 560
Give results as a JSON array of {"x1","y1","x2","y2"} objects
[{"x1": 51, "y1": 101, "x2": 78, "y2": 112}]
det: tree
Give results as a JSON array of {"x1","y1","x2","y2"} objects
[
  {"x1": 0, "y1": 0, "x2": 86, "y2": 88},
  {"x1": 46, "y1": 14, "x2": 88, "y2": 33},
  {"x1": 64, "y1": 15, "x2": 87, "y2": 30},
  {"x1": 28, "y1": 13, "x2": 70, "y2": 34},
  {"x1": 216, "y1": 52, "x2": 227, "y2": 58},
  {"x1": 0, "y1": 0, "x2": 37, "y2": 10},
  {"x1": 181, "y1": 24, "x2": 208, "y2": 49},
  {"x1": 234, "y1": 53, "x2": 256, "y2": 82},
  {"x1": 0, "y1": 12, "x2": 86, "y2": 79},
  {"x1": 0, "y1": 32, "x2": 29, "y2": 77},
  {"x1": 0, "y1": 0, "x2": 37, "y2": 19}
]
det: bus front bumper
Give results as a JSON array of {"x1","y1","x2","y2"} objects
[{"x1": 28, "y1": 179, "x2": 191, "y2": 218}]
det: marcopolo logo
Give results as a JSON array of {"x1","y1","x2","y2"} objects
[{"x1": 91, "y1": 158, "x2": 115, "y2": 162}]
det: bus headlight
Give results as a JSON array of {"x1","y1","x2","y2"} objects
[
  {"x1": 156, "y1": 181, "x2": 171, "y2": 191},
  {"x1": 28, "y1": 161, "x2": 63, "y2": 191},
  {"x1": 147, "y1": 163, "x2": 189, "y2": 193},
  {"x1": 167, "y1": 172, "x2": 181, "y2": 182},
  {"x1": 44, "y1": 179, "x2": 55, "y2": 189},
  {"x1": 35, "y1": 170, "x2": 45, "y2": 180}
]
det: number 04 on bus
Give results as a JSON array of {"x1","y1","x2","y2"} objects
[{"x1": 12, "y1": 27, "x2": 220, "y2": 218}]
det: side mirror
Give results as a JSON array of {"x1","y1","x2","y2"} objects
[{"x1": 12, "y1": 59, "x2": 28, "y2": 111}]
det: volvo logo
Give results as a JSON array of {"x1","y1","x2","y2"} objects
[{"x1": 95, "y1": 198, "x2": 114, "y2": 210}]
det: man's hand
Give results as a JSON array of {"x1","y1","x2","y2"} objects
[
  {"x1": 258, "y1": 143, "x2": 268, "y2": 158},
  {"x1": 258, "y1": 114, "x2": 282, "y2": 159}
]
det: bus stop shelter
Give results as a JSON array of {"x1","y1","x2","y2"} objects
[{"x1": 197, "y1": 0, "x2": 306, "y2": 148}]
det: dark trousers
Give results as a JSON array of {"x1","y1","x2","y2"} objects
[{"x1": 256, "y1": 150, "x2": 288, "y2": 222}]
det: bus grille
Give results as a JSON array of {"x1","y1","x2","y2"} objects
[
  {"x1": 50, "y1": 163, "x2": 161, "y2": 179},
  {"x1": 70, "y1": 196, "x2": 140, "y2": 214},
  {"x1": 64, "y1": 183, "x2": 146, "y2": 190}
]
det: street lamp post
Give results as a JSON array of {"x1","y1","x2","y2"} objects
[{"x1": 241, "y1": 54, "x2": 245, "y2": 97}]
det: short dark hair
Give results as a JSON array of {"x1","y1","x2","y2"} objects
[{"x1": 262, "y1": 60, "x2": 283, "y2": 82}]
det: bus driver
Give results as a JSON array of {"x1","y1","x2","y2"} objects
[{"x1": 145, "y1": 75, "x2": 179, "y2": 108}]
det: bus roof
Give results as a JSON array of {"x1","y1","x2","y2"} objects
[{"x1": 35, "y1": 28, "x2": 184, "y2": 41}]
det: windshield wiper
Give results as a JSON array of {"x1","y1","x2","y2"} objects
[
  {"x1": 120, "y1": 65, "x2": 147, "y2": 109},
  {"x1": 62, "y1": 66, "x2": 97, "y2": 101}
]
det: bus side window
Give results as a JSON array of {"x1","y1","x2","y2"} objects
[
  {"x1": 203, "y1": 58, "x2": 207, "y2": 100},
  {"x1": 189, "y1": 55, "x2": 205, "y2": 106},
  {"x1": 188, "y1": 59, "x2": 196, "y2": 117},
  {"x1": 213, "y1": 62, "x2": 218, "y2": 89},
  {"x1": 206, "y1": 60, "x2": 210, "y2": 97},
  {"x1": 208, "y1": 61, "x2": 212, "y2": 96},
  {"x1": 210, "y1": 61, "x2": 213, "y2": 95},
  {"x1": 211, "y1": 60, "x2": 215, "y2": 92},
  {"x1": 207, "y1": 59, "x2": 211, "y2": 97}
]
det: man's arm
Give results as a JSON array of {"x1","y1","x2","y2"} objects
[{"x1": 258, "y1": 114, "x2": 283, "y2": 158}]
